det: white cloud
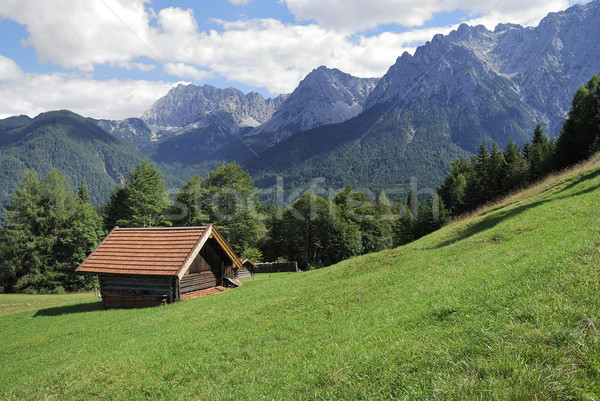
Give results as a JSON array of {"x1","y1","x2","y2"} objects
[
  {"x1": 0, "y1": 0, "x2": 155, "y2": 71},
  {"x1": 281, "y1": 0, "x2": 578, "y2": 32},
  {"x1": 0, "y1": 0, "x2": 589, "y2": 117},
  {"x1": 0, "y1": 70, "x2": 179, "y2": 119},
  {"x1": 164, "y1": 63, "x2": 214, "y2": 81},
  {"x1": 173, "y1": 19, "x2": 456, "y2": 93},
  {"x1": 0, "y1": 54, "x2": 25, "y2": 81},
  {"x1": 461, "y1": 0, "x2": 578, "y2": 29}
]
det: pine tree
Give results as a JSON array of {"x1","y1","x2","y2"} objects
[
  {"x1": 333, "y1": 187, "x2": 393, "y2": 254},
  {"x1": 413, "y1": 197, "x2": 449, "y2": 239},
  {"x1": 503, "y1": 140, "x2": 528, "y2": 193},
  {"x1": 407, "y1": 188, "x2": 418, "y2": 220},
  {"x1": 556, "y1": 74, "x2": 600, "y2": 167},
  {"x1": 524, "y1": 124, "x2": 555, "y2": 182},
  {"x1": 101, "y1": 185, "x2": 128, "y2": 230},
  {"x1": 466, "y1": 142, "x2": 490, "y2": 209},
  {"x1": 58, "y1": 180, "x2": 105, "y2": 290},
  {"x1": 261, "y1": 203, "x2": 288, "y2": 262},
  {"x1": 0, "y1": 170, "x2": 44, "y2": 292},
  {"x1": 172, "y1": 175, "x2": 209, "y2": 227},
  {"x1": 281, "y1": 193, "x2": 362, "y2": 269},
  {"x1": 119, "y1": 160, "x2": 170, "y2": 228},
  {"x1": 487, "y1": 142, "x2": 507, "y2": 200},
  {"x1": 0, "y1": 169, "x2": 103, "y2": 293},
  {"x1": 201, "y1": 163, "x2": 264, "y2": 255},
  {"x1": 77, "y1": 179, "x2": 91, "y2": 203},
  {"x1": 392, "y1": 205, "x2": 415, "y2": 246},
  {"x1": 439, "y1": 158, "x2": 470, "y2": 216}
]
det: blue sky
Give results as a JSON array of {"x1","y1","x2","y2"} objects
[{"x1": 0, "y1": 0, "x2": 588, "y2": 119}]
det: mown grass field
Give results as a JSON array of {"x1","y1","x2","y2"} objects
[{"x1": 1, "y1": 157, "x2": 600, "y2": 400}]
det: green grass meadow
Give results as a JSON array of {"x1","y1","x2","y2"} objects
[{"x1": 2, "y1": 158, "x2": 600, "y2": 399}]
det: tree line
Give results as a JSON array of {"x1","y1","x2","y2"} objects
[
  {"x1": 440, "y1": 74, "x2": 600, "y2": 217},
  {"x1": 0, "y1": 159, "x2": 446, "y2": 293}
]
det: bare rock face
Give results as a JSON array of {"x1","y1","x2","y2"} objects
[
  {"x1": 141, "y1": 84, "x2": 288, "y2": 130},
  {"x1": 250, "y1": 66, "x2": 379, "y2": 140},
  {"x1": 365, "y1": 0, "x2": 600, "y2": 144}
]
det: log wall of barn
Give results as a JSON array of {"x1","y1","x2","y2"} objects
[{"x1": 99, "y1": 275, "x2": 175, "y2": 308}]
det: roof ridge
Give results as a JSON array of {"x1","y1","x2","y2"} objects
[{"x1": 115, "y1": 226, "x2": 208, "y2": 231}]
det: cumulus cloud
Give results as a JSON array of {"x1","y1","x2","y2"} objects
[
  {"x1": 0, "y1": 67, "x2": 178, "y2": 119},
  {"x1": 282, "y1": 0, "x2": 577, "y2": 31},
  {"x1": 0, "y1": 54, "x2": 25, "y2": 81},
  {"x1": 0, "y1": 0, "x2": 153, "y2": 71},
  {"x1": 164, "y1": 63, "x2": 214, "y2": 81},
  {"x1": 0, "y1": 0, "x2": 588, "y2": 117}
]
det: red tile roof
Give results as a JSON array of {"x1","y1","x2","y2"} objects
[{"x1": 76, "y1": 225, "x2": 241, "y2": 277}]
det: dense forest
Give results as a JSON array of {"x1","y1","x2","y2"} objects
[{"x1": 0, "y1": 74, "x2": 598, "y2": 294}]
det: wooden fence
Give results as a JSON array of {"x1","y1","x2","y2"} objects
[{"x1": 254, "y1": 261, "x2": 299, "y2": 273}]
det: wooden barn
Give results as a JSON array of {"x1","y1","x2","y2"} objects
[
  {"x1": 237, "y1": 259, "x2": 256, "y2": 278},
  {"x1": 76, "y1": 225, "x2": 242, "y2": 308}
]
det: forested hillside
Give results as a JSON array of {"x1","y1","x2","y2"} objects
[{"x1": 0, "y1": 110, "x2": 180, "y2": 205}]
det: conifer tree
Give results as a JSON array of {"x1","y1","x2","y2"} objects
[
  {"x1": 200, "y1": 163, "x2": 263, "y2": 255},
  {"x1": 283, "y1": 192, "x2": 362, "y2": 269},
  {"x1": 0, "y1": 169, "x2": 103, "y2": 293},
  {"x1": 524, "y1": 124, "x2": 555, "y2": 182},
  {"x1": 503, "y1": 140, "x2": 528, "y2": 193},
  {"x1": 261, "y1": 203, "x2": 289, "y2": 262},
  {"x1": 466, "y1": 142, "x2": 490, "y2": 209},
  {"x1": 123, "y1": 160, "x2": 170, "y2": 227},
  {"x1": 59, "y1": 180, "x2": 105, "y2": 289},
  {"x1": 439, "y1": 158, "x2": 470, "y2": 215},
  {"x1": 488, "y1": 142, "x2": 507, "y2": 199},
  {"x1": 172, "y1": 175, "x2": 209, "y2": 227},
  {"x1": 102, "y1": 185, "x2": 128, "y2": 230},
  {"x1": 392, "y1": 204, "x2": 415, "y2": 246},
  {"x1": 556, "y1": 74, "x2": 600, "y2": 167},
  {"x1": 334, "y1": 186, "x2": 393, "y2": 254},
  {"x1": 407, "y1": 188, "x2": 418, "y2": 220},
  {"x1": 111, "y1": 160, "x2": 170, "y2": 228}
]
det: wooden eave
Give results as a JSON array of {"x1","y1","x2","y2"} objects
[
  {"x1": 209, "y1": 225, "x2": 242, "y2": 269},
  {"x1": 175, "y1": 224, "x2": 213, "y2": 280}
]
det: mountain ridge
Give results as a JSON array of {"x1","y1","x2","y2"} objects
[
  {"x1": 247, "y1": 66, "x2": 379, "y2": 141},
  {"x1": 141, "y1": 83, "x2": 287, "y2": 129},
  {"x1": 246, "y1": 0, "x2": 600, "y2": 189}
]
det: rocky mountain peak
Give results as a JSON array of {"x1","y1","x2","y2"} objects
[
  {"x1": 140, "y1": 83, "x2": 287, "y2": 129},
  {"x1": 364, "y1": 0, "x2": 600, "y2": 139},
  {"x1": 249, "y1": 66, "x2": 379, "y2": 140}
]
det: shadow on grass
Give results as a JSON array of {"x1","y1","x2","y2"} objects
[
  {"x1": 556, "y1": 166, "x2": 600, "y2": 195},
  {"x1": 431, "y1": 171, "x2": 600, "y2": 249},
  {"x1": 34, "y1": 301, "x2": 103, "y2": 317},
  {"x1": 430, "y1": 200, "x2": 549, "y2": 249}
]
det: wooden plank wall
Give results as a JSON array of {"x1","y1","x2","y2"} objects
[
  {"x1": 99, "y1": 275, "x2": 173, "y2": 308},
  {"x1": 180, "y1": 271, "x2": 217, "y2": 294},
  {"x1": 236, "y1": 267, "x2": 253, "y2": 278}
]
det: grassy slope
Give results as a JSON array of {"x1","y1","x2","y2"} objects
[{"x1": 1, "y1": 156, "x2": 600, "y2": 400}]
